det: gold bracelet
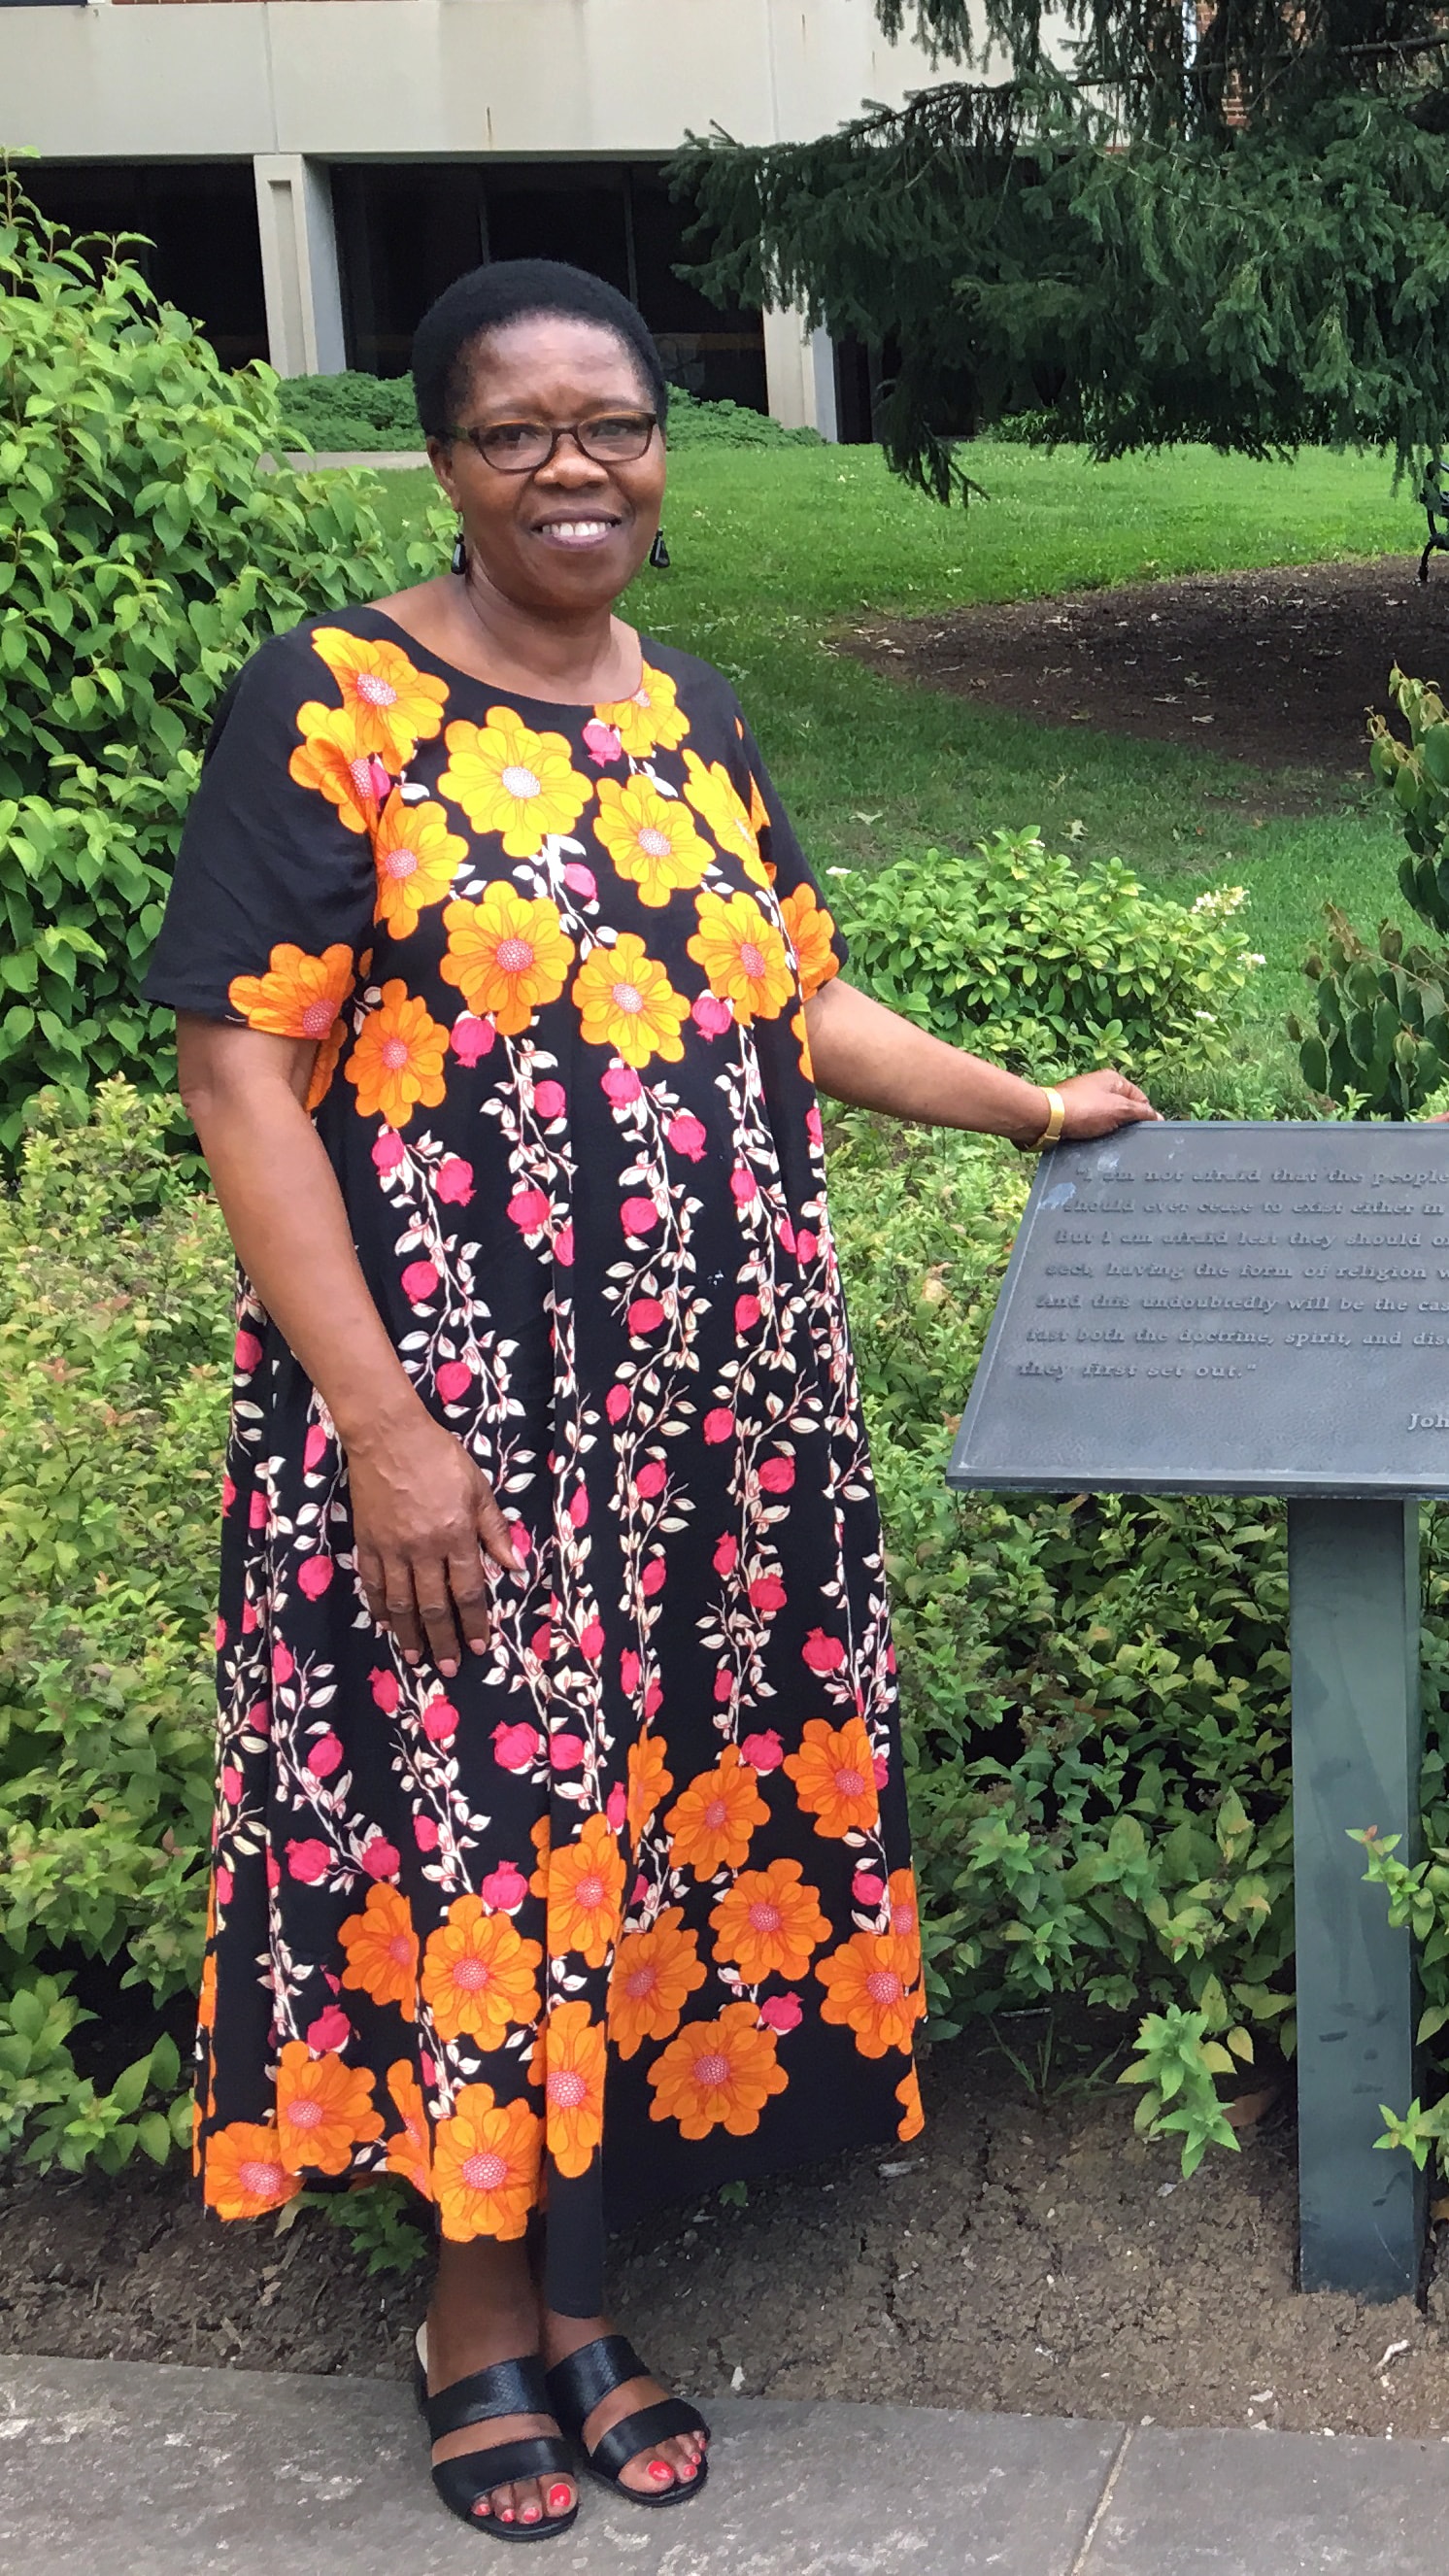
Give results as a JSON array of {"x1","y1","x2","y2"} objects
[{"x1": 1016, "y1": 1086, "x2": 1065, "y2": 1152}]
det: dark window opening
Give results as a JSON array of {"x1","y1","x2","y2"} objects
[{"x1": 20, "y1": 160, "x2": 266, "y2": 369}]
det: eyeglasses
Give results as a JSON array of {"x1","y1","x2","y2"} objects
[{"x1": 448, "y1": 412, "x2": 659, "y2": 474}]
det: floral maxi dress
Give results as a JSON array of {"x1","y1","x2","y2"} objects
[{"x1": 146, "y1": 608, "x2": 924, "y2": 2314}]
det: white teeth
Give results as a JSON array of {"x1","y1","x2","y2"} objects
[{"x1": 546, "y1": 520, "x2": 611, "y2": 537}]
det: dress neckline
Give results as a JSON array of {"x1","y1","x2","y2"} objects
[{"x1": 354, "y1": 602, "x2": 650, "y2": 715}]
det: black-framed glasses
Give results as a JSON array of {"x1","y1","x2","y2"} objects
[{"x1": 449, "y1": 412, "x2": 659, "y2": 474}]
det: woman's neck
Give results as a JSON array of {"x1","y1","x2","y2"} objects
[{"x1": 376, "y1": 571, "x2": 644, "y2": 706}]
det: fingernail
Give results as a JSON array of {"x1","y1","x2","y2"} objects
[
  {"x1": 470, "y1": 1639, "x2": 488, "y2": 1655},
  {"x1": 548, "y1": 2486, "x2": 573, "y2": 2512},
  {"x1": 404, "y1": 1650, "x2": 420, "y2": 1666},
  {"x1": 681, "y1": 2460, "x2": 698, "y2": 2479},
  {"x1": 440, "y1": 1660, "x2": 457, "y2": 1678},
  {"x1": 648, "y1": 2462, "x2": 673, "y2": 2485}
]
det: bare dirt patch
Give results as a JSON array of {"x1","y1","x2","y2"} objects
[
  {"x1": 5, "y1": 2029, "x2": 1448, "y2": 2439},
  {"x1": 840, "y1": 555, "x2": 1449, "y2": 788}
]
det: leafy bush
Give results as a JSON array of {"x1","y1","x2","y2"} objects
[
  {"x1": 0, "y1": 176, "x2": 444, "y2": 1156},
  {"x1": 1292, "y1": 667, "x2": 1449, "y2": 1118},
  {"x1": 275, "y1": 370, "x2": 822, "y2": 455},
  {"x1": 834, "y1": 830, "x2": 1261, "y2": 1091},
  {"x1": 0, "y1": 1080, "x2": 230, "y2": 2169}
]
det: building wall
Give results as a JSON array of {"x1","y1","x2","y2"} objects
[{"x1": 2, "y1": 0, "x2": 971, "y2": 162}]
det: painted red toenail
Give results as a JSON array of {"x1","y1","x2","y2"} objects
[
  {"x1": 522, "y1": 2508, "x2": 540, "y2": 2524},
  {"x1": 648, "y1": 2462, "x2": 673, "y2": 2484},
  {"x1": 681, "y1": 2461, "x2": 698, "y2": 2478},
  {"x1": 548, "y1": 2486, "x2": 573, "y2": 2512}
]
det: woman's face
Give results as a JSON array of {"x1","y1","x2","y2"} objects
[{"x1": 428, "y1": 314, "x2": 666, "y2": 618}]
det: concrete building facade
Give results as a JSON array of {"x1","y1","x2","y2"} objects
[{"x1": 2, "y1": 0, "x2": 962, "y2": 435}]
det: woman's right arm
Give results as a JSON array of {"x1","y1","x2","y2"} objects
[{"x1": 178, "y1": 1012, "x2": 520, "y2": 1679}]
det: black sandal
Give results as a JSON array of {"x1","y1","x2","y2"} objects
[
  {"x1": 545, "y1": 2333, "x2": 710, "y2": 2509},
  {"x1": 415, "y1": 2327, "x2": 580, "y2": 2543}
]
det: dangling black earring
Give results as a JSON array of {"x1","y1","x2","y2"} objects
[
  {"x1": 451, "y1": 519, "x2": 467, "y2": 577},
  {"x1": 649, "y1": 527, "x2": 671, "y2": 571}
]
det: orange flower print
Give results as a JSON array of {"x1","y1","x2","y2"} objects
[
  {"x1": 895, "y1": 2065, "x2": 926, "y2": 2143},
  {"x1": 529, "y1": 1999, "x2": 606, "y2": 2179},
  {"x1": 748, "y1": 772, "x2": 771, "y2": 844},
  {"x1": 548, "y1": 1813, "x2": 626, "y2": 1969},
  {"x1": 203, "y1": 2119, "x2": 301, "y2": 2220},
  {"x1": 198, "y1": 1947, "x2": 218, "y2": 2033},
  {"x1": 308, "y1": 627, "x2": 449, "y2": 769},
  {"x1": 781, "y1": 884, "x2": 841, "y2": 1002},
  {"x1": 441, "y1": 883, "x2": 576, "y2": 1036},
  {"x1": 626, "y1": 1729, "x2": 673, "y2": 1842},
  {"x1": 372, "y1": 794, "x2": 467, "y2": 937},
  {"x1": 384, "y1": 2059, "x2": 433, "y2": 2198},
  {"x1": 664, "y1": 1744, "x2": 770, "y2": 1881},
  {"x1": 681, "y1": 752, "x2": 768, "y2": 887},
  {"x1": 288, "y1": 709, "x2": 388, "y2": 834},
  {"x1": 594, "y1": 661, "x2": 690, "y2": 758},
  {"x1": 345, "y1": 980, "x2": 448, "y2": 1129},
  {"x1": 529, "y1": 1813, "x2": 551, "y2": 1900},
  {"x1": 816, "y1": 1932, "x2": 926, "y2": 2059},
  {"x1": 229, "y1": 942, "x2": 354, "y2": 1045},
  {"x1": 792, "y1": 1005, "x2": 815, "y2": 1083},
  {"x1": 339, "y1": 1882, "x2": 419, "y2": 2019},
  {"x1": 647, "y1": 2001, "x2": 788, "y2": 2140},
  {"x1": 421, "y1": 1895, "x2": 543, "y2": 2048},
  {"x1": 710, "y1": 1858, "x2": 830, "y2": 1983},
  {"x1": 608, "y1": 1909, "x2": 707, "y2": 2059},
  {"x1": 432, "y1": 2084, "x2": 543, "y2": 2243},
  {"x1": 594, "y1": 774, "x2": 714, "y2": 908},
  {"x1": 275, "y1": 2039, "x2": 385, "y2": 2176},
  {"x1": 438, "y1": 706, "x2": 593, "y2": 858},
  {"x1": 784, "y1": 1716, "x2": 880, "y2": 1840},
  {"x1": 572, "y1": 932, "x2": 690, "y2": 1068},
  {"x1": 687, "y1": 890, "x2": 794, "y2": 1026},
  {"x1": 886, "y1": 1868, "x2": 924, "y2": 1984}
]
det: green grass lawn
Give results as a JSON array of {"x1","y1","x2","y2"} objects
[{"x1": 370, "y1": 440, "x2": 1425, "y2": 1032}]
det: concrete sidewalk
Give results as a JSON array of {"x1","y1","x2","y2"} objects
[{"x1": 3, "y1": 2354, "x2": 1448, "y2": 2575}]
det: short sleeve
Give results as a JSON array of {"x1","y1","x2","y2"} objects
[
  {"x1": 144, "y1": 625, "x2": 378, "y2": 1038},
  {"x1": 734, "y1": 713, "x2": 849, "y2": 1002}
]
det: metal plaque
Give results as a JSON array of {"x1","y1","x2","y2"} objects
[{"x1": 947, "y1": 1121, "x2": 1449, "y2": 1497}]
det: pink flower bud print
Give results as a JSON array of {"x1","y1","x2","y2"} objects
[
  {"x1": 567, "y1": 1486, "x2": 589, "y2": 1528},
  {"x1": 555, "y1": 1223, "x2": 575, "y2": 1267},
  {"x1": 852, "y1": 1870, "x2": 886, "y2": 1907},
  {"x1": 297, "y1": 1555, "x2": 333, "y2": 1600},
  {"x1": 582, "y1": 718, "x2": 623, "y2": 765},
  {"x1": 748, "y1": 1574, "x2": 787, "y2": 1612},
  {"x1": 666, "y1": 1110, "x2": 707, "y2": 1162},
  {"x1": 360, "y1": 1834, "x2": 400, "y2": 1881},
  {"x1": 492, "y1": 1720, "x2": 543, "y2": 1772},
  {"x1": 621, "y1": 1196, "x2": 658, "y2": 1235},
  {"x1": 635, "y1": 1460, "x2": 666, "y2": 1498},
  {"x1": 286, "y1": 1838, "x2": 330, "y2": 1884},
  {"x1": 371, "y1": 1129, "x2": 406, "y2": 1174},
  {"x1": 759, "y1": 1992, "x2": 803, "y2": 2033},
  {"x1": 758, "y1": 1455, "x2": 795, "y2": 1493},
  {"x1": 435, "y1": 1155, "x2": 475, "y2": 1204},
  {"x1": 214, "y1": 1866, "x2": 234, "y2": 1907},
  {"x1": 640, "y1": 1557, "x2": 666, "y2": 1596},
  {"x1": 533, "y1": 1081, "x2": 566, "y2": 1120},
  {"x1": 507, "y1": 1188, "x2": 550, "y2": 1235},
  {"x1": 802, "y1": 1627, "x2": 846, "y2": 1674},
  {"x1": 220, "y1": 1765, "x2": 244, "y2": 1805},
  {"x1": 606, "y1": 1782, "x2": 628, "y2": 1831},
  {"x1": 422, "y1": 1695, "x2": 457, "y2": 1746},
  {"x1": 370, "y1": 1667, "x2": 400, "y2": 1713},
  {"x1": 713, "y1": 1534, "x2": 738, "y2": 1576},
  {"x1": 303, "y1": 1422, "x2": 328, "y2": 1474},
  {"x1": 220, "y1": 1473, "x2": 237, "y2": 1513},
  {"x1": 601, "y1": 1063, "x2": 642, "y2": 1104},
  {"x1": 741, "y1": 1729, "x2": 785, "y2": 1773},
  {"x1": 562, "y1": 862, "x2": 598, "y2": 899},
  {"x1": 307, "y1": 1733, "x2": 343, "y2": 1780},
  {"x1": 235, "y1": 1328, "x2": 263, "y2": 1373},
  {"x1": 691, "y1": 991, "x2": 733, "y2": 1038},
  {"x1": 806, "y1": 1104, "x2": 824, "y2": 1144},
  {"x1": 249, "y1": 1489, "x2": 268, "y2": 1530},
  {"x1": 450, "y1": 1012, "x2": 494, "y2": 1065},
  {"x1": 796, "y1": 1229, "x2": 819, "y2": 1264},
  {"x1": 307, "y1": 2004, "x2": 352, "y2": 2054},
  {"x1": 730, "y1": 1166, "x2": 758, "y2": 1204},
  {"x1": 436, "y1": 1358, "x2": 472, "y2": 1404},
  {"x1": 703, "y1": 1407, "x2": 735, "y2": 1443},
  {"x1": 271, "y1": 1643, "x2": 295, "y2": 1685},
  {"x1": 606, "y1": 1383, "x2": 631, "y2": 1423},
  {"x1": 415, "y1": 1814, "x2": 440, "y2": 1851},
  {"x1": 401, "y1": 1260, "x2": 439, "y2": 1305},
  {"x1": 479, "y1": 1860, "x2": 529, "y2": 1912},
  {"x1": 627, "y1": 1297, "x2": 664, "y2": 1336},
  {"x1": 580, "y1": 1618, "x2": 605, "y2": 1660},
  {"x1": 735, "y1": 1294, "x2": 761, "y2": 1333},
  {"x1": 621, "y1": 1648, "x2": 641, "y2": 1695},
  {"x1": 550, "y1": 1732, "x2": 587, "y2": 1770}
]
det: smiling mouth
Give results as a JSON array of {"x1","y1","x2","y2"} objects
[{"x1": 532, "y1": 515, "x2": 623, "y2": 549}]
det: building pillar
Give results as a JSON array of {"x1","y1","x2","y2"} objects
[
  {"x1": 253, "y1": 155, "x2": 347, "y2": 379},
  {"x1": 762, "y1": 306, "x2": 838, "y2": 441}
]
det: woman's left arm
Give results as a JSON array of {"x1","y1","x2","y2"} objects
[{"x1": 803, "y1": 976, "x2": 1161, "y2": 1144}]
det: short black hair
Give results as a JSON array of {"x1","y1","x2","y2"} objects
[{"x1": 412, "y1": 259, "x2": 668, "y2": 441}]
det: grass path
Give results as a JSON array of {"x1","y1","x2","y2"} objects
[{"x1": 374, "y1": 442, "x2": 1425, "y2": 1020}]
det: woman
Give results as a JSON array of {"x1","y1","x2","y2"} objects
[{"x1": 147, "y1": 258, "x2": 1156, "y2": 2544}]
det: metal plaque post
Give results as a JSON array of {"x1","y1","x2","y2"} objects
[{"x1": 1289, "y1": 1497, "x2": 1426, "y2": 2298}]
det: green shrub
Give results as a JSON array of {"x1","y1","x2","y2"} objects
[
  {"x1": 834, "y1": 830, "x2": 1261, "y2": 1090},
  {"x1": 0, "y1": 175, "x2": 446, "y2": 1156},
  {"x1": 1292, "y1": 667, "x2": 1449, "y2": 1118},
  {"x1": 275, "y1": 370, "x2": 823, "y2": 455},
  {"x1": 0, "y1": 1080, "x2": 230, "y2": 2169}
]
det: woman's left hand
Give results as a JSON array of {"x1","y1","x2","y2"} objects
[{"x1": 1057, "y1": 1069, "x2": 1162, "y2": 1137}]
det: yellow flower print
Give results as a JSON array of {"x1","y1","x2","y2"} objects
[
  {"x1": 437, "y1": 706, "x2": 593, "y2": 858},
  {"x1": 687, "y1": 890, "x2": 794, "y2": 1026},
  {"x1": 433, "y1": 2085, "x2": 542, "y2": 2244},
  {"x1": 682, "y1": 752, "x2": 768, "y2": 887},
  {"x1": 572, "y1": 932, "x2": 690, "y2": 1068},
  {"x1": 288, "y1": 708, "x2": 388, "y2": 835},
  {"x1": 895, "y1": 2065, "x2": 926, "y2": 2142},
  {"x1": 229, "y1": 942, "x2": 355, "y2": 1044},
  {"x1": 594, "y1": 661, "x2": 690, "y2": 758},
  {"x1": 647, "y1": 2002, "x2": 788, "y2": 2140},
  {"x1": 440, "y1": 884, "x2": 576, "y2": 1037},
  {"x1": 307, "y1": 629, "x2": 449, "y2": 771},
  {"x1": 345, "y1": 980, "x2": 449, "y2": 1129},
  {"x1": 529, "y1": 1998, "x2": 606, "y2": 2180},
  {"x1": 372, "y1": 794, "x2": 467, "y2": 938},
  {"x1": 594, "y1": 774, "x2": 714, "y2": 908},
  {"x1": 203, "y1": 2119, "x2": 301, "y2": 2220},
  {"x1": 781, "y1": 884, "x2": 841, "y2": 1002}
]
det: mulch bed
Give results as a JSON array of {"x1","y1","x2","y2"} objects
[
  {"x1": 5, "y1": 2027, "x2": 1448, "y2": 2439},
  {"x1": 838, "y1": 554, "x2": 1449, "y2": 787}
]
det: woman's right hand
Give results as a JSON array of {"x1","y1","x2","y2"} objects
[{"x1": 348, "y1": 1413, "x2": 522, "y2": 1678}]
